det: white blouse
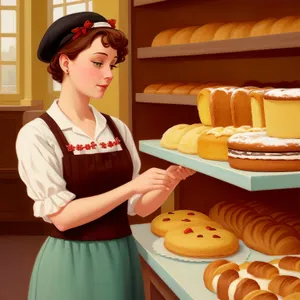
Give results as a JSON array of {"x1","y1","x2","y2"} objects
[{"x1": 15, "y1": 99, "x2": 142, "y2": 223}]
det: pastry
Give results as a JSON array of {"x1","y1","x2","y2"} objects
[
  {"x1": 284, "y1": 293, "x2": 300, "y2": 300},
  {"x1": 204, "y1": 256, "x2": 300, "y2": 300},
  {"x1": 177, "y1": 125, "x2": 211, "y2": 154},
  {"x1": 164, "y1": 224, "x2": 239, "y2": 258},
  {"x1": 155, "y1": 82, "x2": 185, "y2": 94},
  {"x1": 190, "y1": 23, "x2": 224, "y2": 43},
  {"x1": 263, "y1": 88, "x2": 300, "y2": 138},
  {"x1": 227, "y1": 131, "x2": 300, "y2": 172},
  {"x1": 229, "y1": 21, "x2": 257, "y2": 39},
  {"x1": 209, "y1": 200, "x2": 300, "y2": 255},
  {"x1": 169, "y1": 26, "x2": 199, "y2": 45},
  {"x1": 150, "y1": 209, "x2": 215, "y2": 237},
  {"x1": 143, "y1": 83, "x2": 165, "y2": 94},
  {"x1": 250, "y1": 88, "x2": 271, "y2": 127},
  {"x1": 160, "y1": 123, "x2": 202, "y2": 150},
  {"x1": 270, "y1": 16, "x2": 299, "y2": 34},
  {"x1": 230, "y1": 87, "x2": 257, "y2": 127},
  {"x1": 249, "y1": 18, "x2": 278, "y2": 37},
  {"x1": 151, "y1": 28, "x2": 180, "y2": 46},
  {"x1": 213, "y1": 22, "x2": 240, "y2": 40},
  {"x1": 197, "y1": 126, "x2": 263, "y2": 161}
]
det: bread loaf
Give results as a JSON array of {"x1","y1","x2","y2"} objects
[
  {"x1": 213, "y1": 22, "x2": 239, "y2": 40},
  {"x1": 170, "y1": 26, "x2": 199, "y2": 45},
  {"x1": 151, "y1": 28, "x2": 180, "y2": 46},
  {"x1": 156, "y1": 82, "x2": 184, "y2": 94},
  {"x1": 283, "y1": 292, "x2": 300, "y2": 300},
  {"x1": 249, "y1": 18, "x2": 278, "y2": 37},
  {"x1": 270, "y1": 16, "x2": 299, "y2": 34},
  {"x1": 172, "y1": 83, "x2": 199, "y2": 95},
  {"x1": 209, "y1": 200, "x2": 300, "y2": 255},
  {"x1": 143, "y1": 83, "x2": 165, "y2": 94},
  {"x1": 190, "y1": 23, "x2": 224, "y2": 43},
  {"x1": 229, "y1": 21, "x2": 257, "y2": 39}
]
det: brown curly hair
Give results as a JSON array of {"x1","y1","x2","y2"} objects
[{"x1": 47, "y1": 28, "x2": 128, "y2": 83}]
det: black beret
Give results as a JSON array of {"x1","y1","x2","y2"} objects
[{"x1": 37, "y1": 12, "x2": 114, "y2": 63}]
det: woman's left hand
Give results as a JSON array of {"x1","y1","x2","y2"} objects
[{"x1": 166, "y1": 165, "x2": 196, "y2": 181}]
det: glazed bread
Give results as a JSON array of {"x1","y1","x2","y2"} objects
[
  {"x1": 209, "y1": 200, "x2": 300, "y2": 255},
  {"x1": 204, "y1": 256, "x2": 300, "y2": 300},
  {"x1": 263, "y1": 88, "x2": 300, "y2": 138}
]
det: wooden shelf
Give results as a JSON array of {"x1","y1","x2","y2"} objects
[
  {"x1": 137, "y1": 32, "x2": 300, "y2": 59},
  {"x1": 136, "y1": 93, "x2": 197, "y2": 105},
  {"x1": 139, "y1": 140, "x2": 300, "y2": 191},
  {"x1": 134, "y1": 0, "x2": 169, "y2": 6}
]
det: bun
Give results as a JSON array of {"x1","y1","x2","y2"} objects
[
  {"x1": 190, "y1": 23, "x2": 224, "y2": 43},
  {"x1": 151, "y1": 28, "x2": 180, "y2": 46},
  {"x1": 170, "y1": 26, "x2": 199, "y2": 45},
  {"x1": 143, "y1": 83, "x2": 164, "y2": 94}
]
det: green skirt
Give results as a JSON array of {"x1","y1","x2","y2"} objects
[{"x1": 28, "y1": 235, "x2": 145, "y2": 300}]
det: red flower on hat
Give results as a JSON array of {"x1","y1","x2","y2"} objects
[
  {"x1": 72, "y1": 20, "x2": 94, "y2": 40},
  {"x1": 107, "y1": 19, "x2": 116, "y2": 29}
]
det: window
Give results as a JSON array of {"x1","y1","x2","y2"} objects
[
  {"x1": 0, "y1": 0, "x2": 18, "y2": 95},
  {"x1": 49, "y1": 0, "x2": 93, "y2": 95}
]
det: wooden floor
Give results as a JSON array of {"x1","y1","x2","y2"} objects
[{"x1": 0, "y1": 235, "x2": 47, "y2": 300}]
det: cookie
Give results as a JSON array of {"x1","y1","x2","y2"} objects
[
  {"x1": 151, "y1": 210, "x2": 218, "y2": 237},
  {"x1": 164, "y1": 224, "x2": 239, "y2": 258}
]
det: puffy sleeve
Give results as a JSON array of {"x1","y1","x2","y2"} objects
[
  {"x1": 112, "y1": 117, "x2": 142, "y2": 216},
  {"x1": 15, "y1": 123, "x2": 76, "y2": 223}
]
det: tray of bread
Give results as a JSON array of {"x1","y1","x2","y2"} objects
[
  {"x1": 151, "y1": 209, "x2": 251, "y2": 262},
  {"x1": 203, "y1": 256, "x2": 300, "y2": 300}
]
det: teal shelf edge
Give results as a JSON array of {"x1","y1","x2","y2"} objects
[{"x1": 139, "y1": 140, "x2": 300, "y2": 191}]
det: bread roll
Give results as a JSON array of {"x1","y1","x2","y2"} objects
[
  {"x1": 217, "y1": 269, "x2": 240, "y2": 300},
  {"x1": 151, "y1": 28, "x2": 180, "y2": 46},
  {"x1": 170, "y1": 26, "x2": 199, "y2": 45},
  {"x1": 243, "y1": 290, "x2": 278, "y2": 300},
  {"x1": 177, "y1": 125, "x2": 211, "y2": 154},
  {"x1": 213, "y1": 22, "x2": 240, "y2": 40},
  {"x1": 247, "y1": 261, "x2": 279, "y2": 279},
  {"x1": 160, "y1": 123, "x2": 202, "y2": 149},
  {"x1": 190, "y1": 23, "x2": 224, "y2": 43},
  {"x1": 189, "y1": 83, "x2": 221, "y2": 95},
  {"x1": 270, "y1": 16, "x2": 299, "y2": 34},
  {"x1": 156, "y1": 82, "x2": 185, "y2": 94},
  {"x1": 269, "y1": 276, "x2": 300, "y2": 297},
  {"x1": 287, "y1": 17, "x2": 300, "y2": 32},
  {"x1": 143, "y1": 83, "x2": 164, "y2": 94},
  {"x1": 283, "y1": 292, "x2": 300, "y2": 300},
  {"x1": 249, "y1": 18, "x2": 278, "y2": 37},
  {"x1": 229, "y1": 21, "x2": 257, "y2": 39}
]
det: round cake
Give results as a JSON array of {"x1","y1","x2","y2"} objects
[
  {"x1": 228, "y1": 131, "x2": 300, "y2": 172},
  {"x1": 151, "y1": 209, "x2": 219, "y2": 237},
  {"x1": 164, "y1": 224, "x2": 239, "y2": 258}
]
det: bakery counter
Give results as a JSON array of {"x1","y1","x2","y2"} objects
[
  {"x1": 131, "y1": 223, "x2": 216, "y2": 300},
  {"x1": 139, "y1": 139, "x2": 300, "y2": 191}
]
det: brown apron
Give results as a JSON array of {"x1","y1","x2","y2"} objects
[{"x1": 39, "y1": 112, "x2": 133, "y2": 241}]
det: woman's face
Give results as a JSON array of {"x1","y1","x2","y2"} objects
[{"x1": 67, "y1": 35, "x2": 118, "y2": 99}]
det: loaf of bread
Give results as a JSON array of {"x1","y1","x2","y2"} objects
[
  {"x1": 170, "y1": 26, "x2": 199, "y2": 45},
  {"x1": 270, "y1": 16, "x2": 299, "y2": 34},
  {"x1": 213, "y1": 22, "x2": 240, "y2": 40},
  {"x1": 171, "y1": 83, "x2": 199, "y2": 95},
  {"x1": 155, "y1": 82, "x2": 185, "y2": 94},
  {"x1": 204, "y1": 256, "x2": 300, "y2": 300},
  {"x1": 190, "y1": 23, "x2": 224, "y2": 43},
  {"x1": 209, "y1": 200, "x2": 300, "y2": 255},
  {"x1": 160, "y1": 123, "x2": 202, "y2": 150},
  {"x1": 143, "y1": 83, "x2": 165, "y2": 94},
  {"x1": 189, "y1": 83, "x2": 221, "y2": 95},
  {"x1": 151, "y1": 28, "x2": 180, "y2": 46},
  {"x1": 249, "y1": 18, "x2": 278, "y2": 36},
  {"x1": 230, "y1": 87, "x2": 257, "y2": 127},
  {"x1": 229, "y1": 21, "x2": 257, "y2": 39},
  {"x1": 288, "y1": 16, "x2": 300, "y2": 32}
]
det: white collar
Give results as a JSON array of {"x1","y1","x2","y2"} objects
[{"x1": 47, "y1": 99, "x2": 107, "y2": 139}]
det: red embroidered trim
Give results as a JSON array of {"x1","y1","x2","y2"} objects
[{"x1": 66, "y1": 137, "x2": 121, "y2": 152}]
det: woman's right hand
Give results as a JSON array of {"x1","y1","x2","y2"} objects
[{"x1": 130, "y1": 167, "x2": 176, "y2": 194}]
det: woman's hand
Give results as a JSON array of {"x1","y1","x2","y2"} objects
[
  {"x1": 130, "y1": 168, "x2": 177, "y2": 194},
  {"x1": 166, "y1": 165, "x2": 196, "y2": 181}
]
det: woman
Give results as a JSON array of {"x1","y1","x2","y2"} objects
[{"x1": 16, "y1": 11, "x2": 195, "y2": 300}]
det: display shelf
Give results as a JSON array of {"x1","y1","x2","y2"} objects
[
  {"x1": 131, "y1": 223, "x2": 283, "y2": 300},
  {"x1": 134, "y1": 0, "x2": 169, "y2": 6},
  {"x1": 137, "y1": 32, "x2": 300, "y2": 59},
  {"x1": 139, "y1": 139, "x2": 300, "y2": 191},
  {"x1": 136, "y1": 93, "x2": 197, "y2": 105}
]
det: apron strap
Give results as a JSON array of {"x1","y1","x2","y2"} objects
[
  {"x1": 39, "y1": 112, "x2": 73, "y2": 156},
  {"x1": 101, "y1": 113, "x2": 132, "y2": 158}
]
